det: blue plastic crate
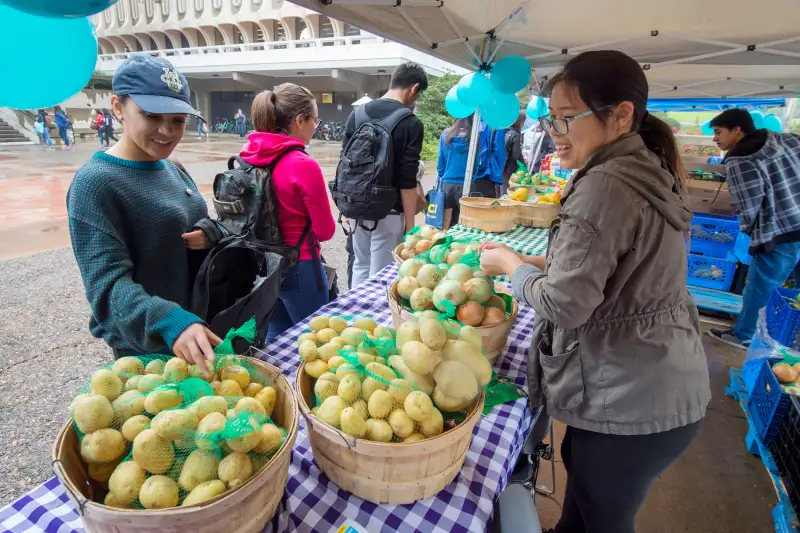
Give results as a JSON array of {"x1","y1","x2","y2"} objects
[
  {"x1": 749, "y1": 358, "x2": 792, "y2": 446},
  {"x1": 733, "y1": 231, "x2": 752, "y2": 265},
  {"x1": 686, "y1": 252, "x2": 737, "y2": 292},
  {"x1": 690, "y1": 213, "x2": 740, "y2": 257},
  {"x1": 768, "y1": 288, "x2": 800, "y2": 351}
]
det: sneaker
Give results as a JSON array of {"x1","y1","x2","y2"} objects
[{"x1": 708, "y1": 328, "x2": 751, "y2": 350}]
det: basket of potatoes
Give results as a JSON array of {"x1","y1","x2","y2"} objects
[
  {"x1": 53, "y1": 354, "x2": 298, "y2": 533},
  {"x1": 294, "y1": 314, "x2": 486, "y2": 505},
  {"x1": 393, "y1": 224, "x2": 448, "y2": 264}
]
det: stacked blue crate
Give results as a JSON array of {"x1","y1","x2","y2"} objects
[{"x1": 688, "y1": 214, "x2": 741, "y2": 293}]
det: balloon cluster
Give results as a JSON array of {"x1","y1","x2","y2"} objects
[
  {"x1": 700, "y1": 110, "x2": 784, "y2": 135},
  {"x1": 444, "y1": 56, "x2": 531, "y2": 129},
  {"x1": 0, "y1": 1, "x2": 118, "y2": 109}
]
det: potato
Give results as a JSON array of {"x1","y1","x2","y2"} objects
[
  {"x1": 329, "y1": 316, "x2": 348, "y2": 333},
  {"x1": 73, "y1": 394, "x2": 113, "y2": 433},
  {"x1": 182, "y1": 479, "x2": 227, "y2": 507},
  {"x1": 112, "y1": 390, "x2": 146, "y2": 425},
  {"x1": 178, "y1": 449, "x2": 220, "y2": 492},
  {"x1": 351, "y1": 399, "x2": 369, "y2": 421},
  {"x1": 227, "y1": 427, "x2": 262, "y2": 453},
  {"x1": 210, "y1": 380, "x2": 222, "y2": 394},
  {"x1": 190, "y1": 395, "x2": 228, "y2": 422},
  {"x1": 217, "y1": 379, "x2": 244, "y2": 397},
  {"x1": 327, "y1": 355, "x2": 346, "y2": 370},
  {"x1": 299, "y1": 340, "x2": 319, "y2": 363},
  {"x1": 235, "y1": 397, "x2": 267, "y2": 418},
  {"x1": 361, "y1": 377, "x2": 385, "y2": 402},
  {"x1": 152, "y1": 408, "x2": 197, "y2": 441},
  {"x1": 297, "y1": 332, "x2": 317, "y2": 346},
  {"x1": 309, "y1": 316, "x2": 330, "y2": 332},
  {"x1": 354, "y1": 317, "x2": 377, "y2": 332},
  {"x1": 188, "y1": 364, "x2": 212, "y2": 382},
  {"x1": 314, "y1": 373, "x2": 339, "y2": 403},
  {"x1": 108, "y1": 461, "x2": 146, "y2": 505},
  {"x1": 144, "y1": 359, "x2": 166, "y2": 375},
  {"x1": 133, "y1": 429, "x2": 174, "y2": 474},
  {"x1": 218, "y1": 452, "x2": 253, "y2": 490},
  {"x1": 317, "y1": 343, "x2": 341, "y2": 362},
  {"x1": 432, "y1": 360, "x2": 479, "y2": 411},
  {"x1": 68, "y1": 393, "x2": 90, "y2": 419},
  {"x1": 195, "y1": 412, "x2": 227, "y2": 450},
  {"x1": 773, "y1": 363, "x2": 798, "y2": 384},
  {"x1": 341, "y1": 327, "x2": 365, "y2": 347},
  {"x1": 244, "y1": 382, "x2": 264, "y2": 398},
  {"x1": 112, "y1": 357, "x2": 144, "y2": 381},
  {"x1": 368, "y1": 390, "x2": 393, "y2": 419},
  {"x1": 139, "y1": 475, "x2": 180, "y2": 509},
  {"x1": 419, "y1": 407, "x2": 444, "y2": 437},
  {"x1": 121, "y1": 414, "x2": 151, "y2": 442},
  {"x1": 403, "y1": 433, "x2": 425, "y2": 443},
  {"x1": 162, "y1": 358, "x2": 188, "y2": 383},
  {"x1": 220, "y1": 366, "x2": 250, "y2": 389},
  {"x1": 365, "y1": 419, "x2": 393, "y2": 442},
  {"x1": 88, "y1": 368, "x2": 123, "y2": 401},
  {"x1": 337, "y1": 374, "x2": 362, "y2": 403},
  {"x1": 402, "y1": 341, "x2": 439, "y2": 377},
  {"x1": 254, "y1": 386, "x2": 277, "y2": 417},
  {"x1": 305, "y1": 359, "x2": 329, "y2": 379},
  {"x1": 104, "y1": 491, "x2": 132, "y2": 509},
  {"x1": 404, "y1": 391, "x2": 434, "y2": 422},
  {"x1": 388, "y1": 409, "x2": 415, "y2": 438},
  {"x1": 442, "y1": 340, "x2": 492, "y2": 387},
  {"x1": 88, "y1": 456, "x2": 124, "y2": 484},
  {"x1": 388, "y1": 379, "x2": 411, "y2": 404},
  {"x1": 389, "y1": 356, "x2": 434, "y2": 395},
  {"x1": 317, "y1": 396, "x2": 346, "y2": 428},
  {"x1": 138, "y1": 374, "x2": 166, "y2": 393},
  {"x1": 144, "y1": 388, "x2": 182, "y2": 415},
  {"x1": 372, "y1": 325, "x2": 393, "y2": 340},
  {"x1": 340, "y1": 406, "x2": 367, "y2": 438},
  {"x1": 81, "y1": 428, "x2": 126, "y2": 464},
  {"x1": 124, "y1": 376, "x2": 141, "y2": 392},
  {"x1": 254, "y1": 423, "x2": 284, "y2": 455}
]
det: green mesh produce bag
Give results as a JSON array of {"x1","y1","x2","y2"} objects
[{"x1": 70, "y1": 318, "x2": 289, "y2": 509}]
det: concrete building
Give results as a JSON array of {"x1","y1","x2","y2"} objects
[{"x1": 0, "y1": 0, "x2": 463, "y2": 141}]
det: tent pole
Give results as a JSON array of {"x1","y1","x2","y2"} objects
[{"x1": 461, "y1": 108, "x2": 483, "y2": 200}]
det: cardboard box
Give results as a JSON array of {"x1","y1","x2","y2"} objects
[{"x1": 687, "y1": 179, "x2": 733, "y2": 215}]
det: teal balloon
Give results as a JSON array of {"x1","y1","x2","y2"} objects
[
  {"x1": 0, "y1": 6, "x2": 97, "y2": 109},
  {"x1": 1, "y1": 0, "x2": 118, "y2": 18},
  {"x1": 445, "y1": 85, "x2": 474, "y2": 119},
  {"x1": 480, "y1": 91, "x2": 520, "y2": 130},
  {"x1": 456, "y1": 72, "x2": 492, "y2": 108},
  {"x1": 700, "y1": 120, "x2": 714, "y2": 136},
  {"x1": 491, "y1": 56, "x2": 531, "y2": 94},
  {"x1": 526, "y1": 96, "x2": 548, "y2": 119},
  {"x1": 764, "y1": 114, "x2": 782, "y2": 132},
  {"x1": 750, "y1": 111, "x2": 766, "y2": 129}
]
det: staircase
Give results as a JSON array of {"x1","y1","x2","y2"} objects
[{"x1": 0, "y1": 117, "x2": 31, "y2": 144}]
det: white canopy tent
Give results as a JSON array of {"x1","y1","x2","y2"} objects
[
  {"x1": 352, "y1": 94, "x2": 374, "y2": 106},
  {"x1": 293, "y1": 0, "x2": 800, "y2": 190}
]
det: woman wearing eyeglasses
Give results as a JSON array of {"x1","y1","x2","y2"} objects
[
  {"x1": 481, "y1": 50, "x2": 710, "y2": 533},
  {"x1": 240, "y1": 83, "x2": 335, "y2": 340}
]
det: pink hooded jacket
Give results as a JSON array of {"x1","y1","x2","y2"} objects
[{"x1": 240, "y1": 132, "x2": 335, "y2": 261}]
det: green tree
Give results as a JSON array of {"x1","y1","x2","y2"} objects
[{"x1": 416, "y1": 74, "x2": 461, "y2": 161}]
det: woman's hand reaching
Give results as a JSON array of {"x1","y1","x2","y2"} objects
[
  {"x1": 173, "y1": 323, "x2": 222, "y2": 378},
  {"x1": 479, "y1": 242, "x2": 545, "y2": 276}
]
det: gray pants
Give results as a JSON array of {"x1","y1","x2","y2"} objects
[{"x1": 349, "y1": 213, "x2": 405, "y2": 288}]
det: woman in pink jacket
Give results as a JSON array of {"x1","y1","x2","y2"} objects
[{"x1": 240, "y1": 84, "x2": 335, "y2": 340}]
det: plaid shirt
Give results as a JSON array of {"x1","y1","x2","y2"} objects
[{"x1": 725, "y1": 131, "x2": 800, "y2": 250}]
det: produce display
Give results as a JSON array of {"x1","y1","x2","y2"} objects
[
  {"x1": 299, "y1": 315, "x2": 490, "y2": 442},
  {"x1": 507, "y1": 162, "x2": 565, "y2": 205},
  {"x1": 69, "y1": 353, "x2": 288, "y2": 510},
  {"x1": 772, "y1": 361, "x2": 800, "y2": 395},
  {"x1": 395, "y1": 224, "x2": 448, "y2": 261}
]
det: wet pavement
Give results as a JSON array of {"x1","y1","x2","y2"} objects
[{"x1": 0, "y1": 135, "x2": 781, "y2": 532}]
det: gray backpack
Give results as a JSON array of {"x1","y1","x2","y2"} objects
[{"x1": 329, "y1": 106, "x2": 412, "y2": 231}]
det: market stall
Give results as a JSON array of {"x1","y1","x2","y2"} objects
[{"x1": 0, "y1": 258, "x2": 538, "y2": 533}]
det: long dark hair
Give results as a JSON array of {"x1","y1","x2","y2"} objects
[
  {"x1": 445, "y1": 116, "x2": 473, "y2": 145},
  {"x1": 546, "y1": 50, "x2": 687, "y2": 190}
]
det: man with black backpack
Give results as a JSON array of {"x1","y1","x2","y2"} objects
[{"x1": 332, "y1": 62, "x2": 428, "y2": 288}]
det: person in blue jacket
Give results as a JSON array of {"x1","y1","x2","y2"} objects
[
  {"x1": 54, "y1": 107, "x2": 71, "y2": 149},
  {"x1": 436, "y1": 117, "x2": 507, "y2": 229}
]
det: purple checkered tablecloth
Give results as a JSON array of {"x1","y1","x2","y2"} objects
[{"x1": 0, "y1": 264, "x2": 536, "y2": 533}]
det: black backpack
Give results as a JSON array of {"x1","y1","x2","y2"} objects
[
  {"x1": 190, "y1": 238, "x2": 283, "y2": 352},
  {"x1": 329, "y1": 106, "x2": 412, "y2": 231}
]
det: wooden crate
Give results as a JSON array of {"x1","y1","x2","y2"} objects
[{"x1": 459, "y1": 198, "x2": 518, "y2": 233}]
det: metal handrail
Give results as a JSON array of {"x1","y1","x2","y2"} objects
[{"x1": 97, "y1": 35, "x2": 383, "y2": 61}]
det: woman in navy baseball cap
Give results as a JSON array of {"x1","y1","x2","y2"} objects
[{"x1": 66, "y1": 55, "x2": 225, "y2": 376}]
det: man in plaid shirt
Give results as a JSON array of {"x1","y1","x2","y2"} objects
[{"x1": 708, "y1": 109, "x2": 800, "y2": 349}]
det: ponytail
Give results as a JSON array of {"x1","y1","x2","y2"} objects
[
  {"x1": 639, "y1": 112, "x2": 688, "y2": 196},
  {"x1": 252, "y1": 83, "x2": 315, "y2": 134}
]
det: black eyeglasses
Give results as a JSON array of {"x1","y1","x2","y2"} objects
[{"x1": 539, "y1": 105, "x2": 611, "y2": 135}]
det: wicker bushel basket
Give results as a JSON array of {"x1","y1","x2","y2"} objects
[
  {"x1": 458, "y1": 197, "x2": 518, "y2": 233},
  {"x1": 386, "y1": 281, "x2": 518, "y2": 364},
  {"x1": 514, "y1": 201, "x2": 560, "y2": 228},
  {"x1": 295, "y1": 364, "x2": 485, "y2": 505},
  {"x1": 52, "y1": 357, "x2": 299, "y2": 533}
]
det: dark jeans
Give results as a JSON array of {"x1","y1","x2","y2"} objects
[
  {"x1": 555, "y1": 422, "x2": 700, "y2": 533},
  {"x1": 58, "y1": 126, "x2": 70, "y2": 147},
  {"x1": 101, "y1": 128, "x2": 117, "y2": 146},
  {"x1": 346, "y1": 231, "x2": 355, "y2": 290},
  {"x1": 441, "y1": 178, "x2": 498, "y2": 224},
  {"x1": 237, "y1": 122, "x2": 245, "y2": 137},
  {"x1": 267, "y1": 260, "x2": 328, "y2": 341}
]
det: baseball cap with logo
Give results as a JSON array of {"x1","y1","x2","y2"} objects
[{"x1": 112, "y1": 54, "x2": 202, "y2": 120}]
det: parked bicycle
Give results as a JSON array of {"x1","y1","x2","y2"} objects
[{"x1": 313, "y1": 121, "x2": 345, "y2": 142}]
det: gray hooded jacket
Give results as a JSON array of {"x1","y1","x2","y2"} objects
[{"x1": 512, "y1": 133, "x2": 711, "y2": 435}]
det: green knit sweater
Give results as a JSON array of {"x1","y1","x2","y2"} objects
[{"x1": 67, "y1": 151, "x2": 211, "y2": 355}]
